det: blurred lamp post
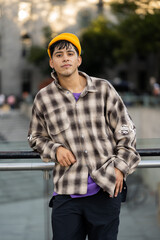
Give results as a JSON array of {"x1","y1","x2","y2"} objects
[{"x1": 97, "y1": 0, "x2": 104, "y2": 14}]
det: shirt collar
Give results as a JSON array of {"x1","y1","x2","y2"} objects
[
  {"x1": 51, "y1": 71, "x2": 97, "y2": 94},
  {"x1": 79, "y1": 71, "x2": 97, "y2": 94}
]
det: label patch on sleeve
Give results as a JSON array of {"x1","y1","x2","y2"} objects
[
  {"x1": 119, "y1": 125, "x2": 130, "y2": 135},
  {"x1": 28, "y1": 134, "x2": 32, "y2": 141},
  {"x1": 119, "y1": 124, "x2": 135, "y2": 135}
]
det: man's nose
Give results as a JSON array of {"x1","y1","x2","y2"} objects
[{"x1": 62, "y1": 53, "x2": 69, "y2": 61}]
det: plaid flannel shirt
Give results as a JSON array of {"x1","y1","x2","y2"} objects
[{"x1": 28, "y1": 71, "x2": 140, "y2": 196}]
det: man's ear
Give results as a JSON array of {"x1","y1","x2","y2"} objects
[
  {"x1": 49, "y1": 58, "x2": 54, "y2": 68},
  {"x1": 78, "y1": 56, "x2": 82, "y2": 67}
]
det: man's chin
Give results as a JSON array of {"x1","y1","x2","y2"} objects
[
  {"x1": 60, "y1": 73, "x2": 71, "y2": 78},
  {"x1": 60, "y1": 69, "x2": 76, "y2": 78}
]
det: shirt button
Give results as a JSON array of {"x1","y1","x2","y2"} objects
[
  {"x1": 81, "y1": 135, "x2": 84, "y2": 138},
  {"x1": 67, "y1": 91, "x2": 70, "y2": 94},
  {"x1": 84, "y1": 150, "x2": 88, "y2": 154}
]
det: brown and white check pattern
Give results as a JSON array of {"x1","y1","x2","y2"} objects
[{"x1": 28, "y1": 71, "x2": 141, "y2": 196}]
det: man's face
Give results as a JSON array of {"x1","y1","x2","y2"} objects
[{"x1": 49, "y1": 44, "x2": 82, "y2": 78}]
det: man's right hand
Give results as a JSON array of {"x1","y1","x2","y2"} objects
[{"x1": 56, "y1": 146, "x2": 77, "y2": 167}]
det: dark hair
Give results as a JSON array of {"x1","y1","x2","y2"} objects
[{"x1": 49, "y1": 40, "x2": 79, "y2": 58}]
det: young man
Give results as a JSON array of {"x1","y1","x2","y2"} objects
[{"x1": 28, "y1": 33, "x2": 140, "y2": 240}]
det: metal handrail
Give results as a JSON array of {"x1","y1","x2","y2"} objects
[
  {"x1": 0, "y1": 148, "x2": 160, "y2": 171},
  {"x1": 0, "y1": 151, "x2": 40, "y2": 159},
  {"x1": 0, "y1": 160, "x2": 160, "y2": 171},
  {"x1": 0, "y1": 162, "x2": 55, "y2": 171},
  {"x1": 0, "y1": 148, "x2": 160, "y2": 159}
]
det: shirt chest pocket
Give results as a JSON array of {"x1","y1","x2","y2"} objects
[{"x1": 44, "y1": 106, "x2": 70, "y2": 136}]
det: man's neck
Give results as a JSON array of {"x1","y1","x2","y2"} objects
[{"x1": 57, "y1": 71, "x2": 86, "y2": 93}]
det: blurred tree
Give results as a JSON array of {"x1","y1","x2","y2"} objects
[
  {"x1": 27, "y1": 45, "x2": 50, "y2": 74},
  {"x1": 111, "y1": 0, "x2": 160, "y2": 16},
  {"x1": 80, "y1": 16, "x2": 120, "y2": 76},
  {"x1": 114, "y1": 12, "x2": 160, "y2": 61},
  {"x1": 79, "y1": 3, "x2": 160, "y2": 84},
  {"x1": 97, "y1": 0, "x2": 104, "y2": 15},
  {"x1": 77, "y1": 8, "x2": 93, "y2": 29},
  {"x1": 27, "y1": 2, "x2": 160, "y2": 83},
  {"x1": 114, "y1": 12, "x2": 160, "y2": 84},
  {"x1": 111, "y1": 0, "x2": 137, "y2": 17},
  {"x1": 27, "y1": 26, "x2": 54, "y2": 75},
  {"x1": 42, "y1": 26, "x2": 53, "y2": 45}
]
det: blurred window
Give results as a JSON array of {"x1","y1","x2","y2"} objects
[
  {"x1": 21, "y1": 69, "x2": 32, "y2": 93},
  {"x1": 119, "y1": 70, "x2": 128, "y2": 82},
  {"x1": 0, "y1": 70, "x2": 1, "y2": 93},
  {"x1": 21, "y1": 33, "x2": 32, "y2": 58},
  {"x1": 0, "y1": 5, "x2": 3, "y2": 18},
  {"x1": 138, "y1": 70, "x2": 147, "y2": 92},
  {"x1": 0, "y1": 35, "x2": 1, "y2": 56}
]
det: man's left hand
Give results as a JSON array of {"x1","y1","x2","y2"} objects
[{"x1": 113, "y1": 168, "x2": 124, "y2": 197}]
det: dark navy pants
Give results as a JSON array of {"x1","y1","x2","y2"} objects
[{"x1": 49, "y1": 189, "x2": 121, "y2": 240}]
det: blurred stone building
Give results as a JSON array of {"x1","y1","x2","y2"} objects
[
  {"x1": 0, "y1": 0, "x2": 159, "y2": 97},
  {"x1": 0, "y1": 0, "x2": 114, "y2": 96}
]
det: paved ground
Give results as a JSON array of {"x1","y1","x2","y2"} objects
[{"x1": 0, "y1": 109, "x2": 160, "y2": 240}]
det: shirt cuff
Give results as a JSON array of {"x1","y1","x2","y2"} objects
[{"x1": 114, "y1": 158, "x2": 129, "y2": 177}]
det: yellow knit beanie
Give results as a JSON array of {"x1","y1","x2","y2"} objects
[{"x1": 47, "y1": 33, "x2": 81, "y2": 58}]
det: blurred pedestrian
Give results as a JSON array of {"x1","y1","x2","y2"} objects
[
  {"x1": 150, "y1": 76, "x2": 160, "y2": 96},
  {"x1": 0, "y1": 94, "x2": 5, "y2": 108},
  {"x1": 28, "y1": 33, "x2": 141, "y2": 240},
  {"x1": 7, "y1": 95, "x2": 16, "y2": 109},
  {"x1": 22, "y1": 92, "x2": 33, "y2": 104}
]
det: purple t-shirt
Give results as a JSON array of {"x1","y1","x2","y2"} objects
[{"x1": 53, "y1": 92, "x2": 100, "y2": 198}]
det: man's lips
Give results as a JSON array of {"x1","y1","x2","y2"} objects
[{"x1": 61, "y1": 64, "x2": 72, "y2": 68}]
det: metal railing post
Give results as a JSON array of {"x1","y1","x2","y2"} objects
[
  {"x1": 43, "y1": 170, "x2": 52, "y2": 240},
  {"x1": 43, "y1": 170, "x2": 51, "y2": 181}
]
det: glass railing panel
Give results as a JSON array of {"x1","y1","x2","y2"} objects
[
  {"x1": 119, "y1": 168, "x2": 160, "y2": 240},
  {"x1": 119, "y1": 137, "x2": 160, "y2": 239},
  {"x1": 137, "y1": 138, "x2": 160, "y2": 149},
  {"x1": 0, "y1": 142, "x2": 53, "y2": 240},
  {"x1": 0, "y1": 170, "x2": 53, "y2": 240}
]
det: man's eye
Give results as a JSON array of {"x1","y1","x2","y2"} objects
[
  {"x1": 68, "y1": 53, "x2": 74, "y2": 56},
  {"x1": 56, "y1": 54, "x2": 62, "y2": 57}
]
